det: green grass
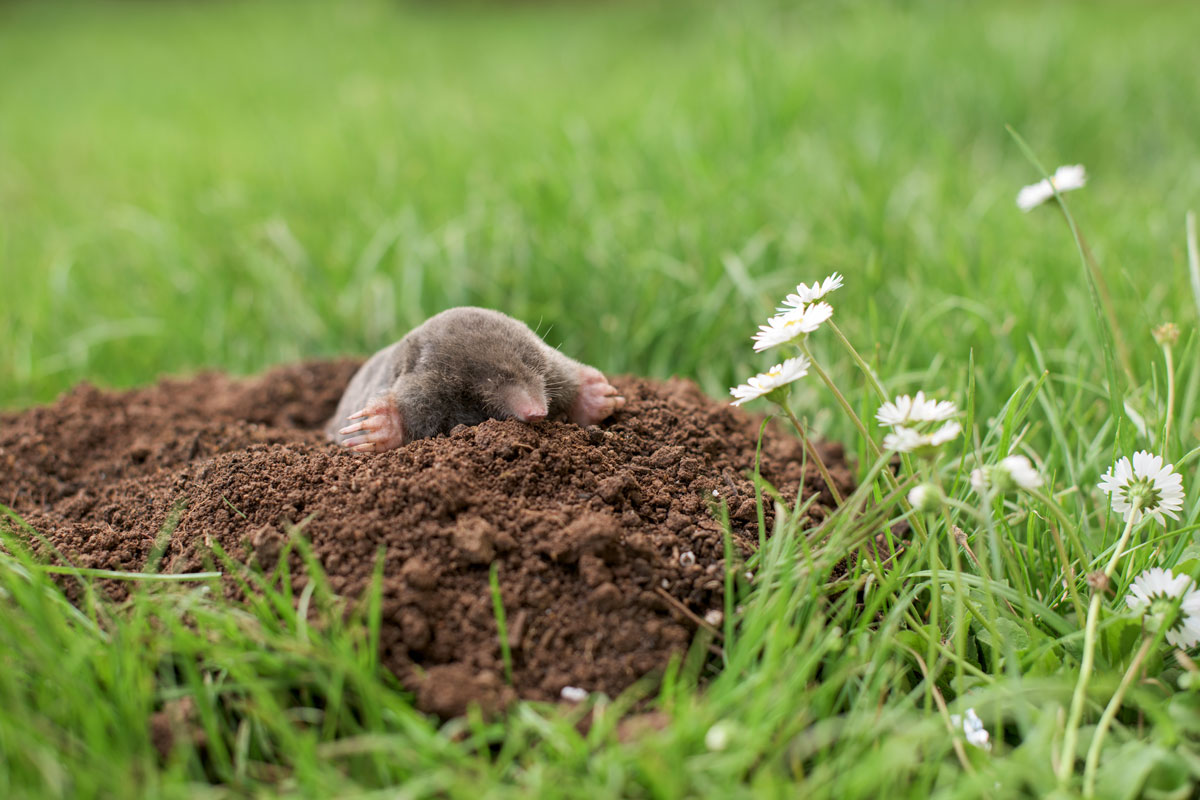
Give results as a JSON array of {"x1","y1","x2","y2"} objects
[{"x1": 3, "y1": 0, "x2": 1200, "y2": 797}]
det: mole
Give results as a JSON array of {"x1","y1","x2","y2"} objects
[{"x1": 327, "y1": 306, "x2": 626, "y2": 453}]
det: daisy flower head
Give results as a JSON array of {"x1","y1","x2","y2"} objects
[
  {"x1": 1126, "y1": 567, "x2": 1200, "y2": 649},
  {"x1": 970, "y1": 454, "x2": 1044, "y2": 495},
  {"x1": 1098, "y1": 450, "x2": 1185, "y2": 524},
  {"x1": 876, "y1": 391, "x2": 958, "y2": 428},
  {"x1": 950, "y1": 708, "x2": 992, "y2": 752},
  {"x1": 1016, "y1": 164, "x2": 1087, "y2": 212},
  {"x1": 882, "y1": 420, "x2": 961, "y2": 455},
  {"x1": 729, "y1": 355, "x2": 811, "y2": 406},
  {"x1": 876, "y1": 388, "x2": 961, "y2": 456},
  {"x1": 779, "y1": 272, "x2": 844, "y2": 310},
  {"x1": 751, "y1": 302, "x2": 833, "y2": 352}
]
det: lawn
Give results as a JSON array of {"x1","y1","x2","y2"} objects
[{"x1": 3, "y1": 0, "x2": 1200, "y2": 796}]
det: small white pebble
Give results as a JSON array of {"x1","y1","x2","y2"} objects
[
  {"x1": 661, "y1": 579, "x2": 671, "y2": 589},
  {"x1": 679, "y1": 551, "x2": 696, "y2": 567},
  {"x1": 704, "y1": 609, "x2": 723, "y2": 626},
  {"x1": 712, "y1": 489, "x2": 719, "y2": 497},
  {"x1": 560, "y1": 686, "x2": 588, "y2": 703}
]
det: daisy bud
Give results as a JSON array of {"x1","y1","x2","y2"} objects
[
  {"x1": 908, "y1": 483, "x2": 943, "y2": 513},
  {"x1": 970, "y1": 455, "x2": 1043, "y2": 495},
  {"x1": 1153, "y1": 322, "x2": 1180, "y2": 347},
  {"x1": 951, "y1": 525, "x2": 969, "y2": 549},
  {"x1": 705, "y1": 721, "x2": 737, "y2": 752}
]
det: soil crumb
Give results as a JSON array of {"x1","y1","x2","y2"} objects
[{"x1": 0, "y1": 361, "x2": 853, "y2": 713}]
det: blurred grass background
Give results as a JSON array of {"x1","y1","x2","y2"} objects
[
  {"x1": 2, "y1": 0, "x2": 1198, "y2": 430},
  {"x1": 5, "y1": 3, "x2": 1200, "y2": 796}
]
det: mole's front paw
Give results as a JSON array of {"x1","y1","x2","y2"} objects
[
  {"x1": 338, "y1": 399, "x2": 406, "y2": 453},
  {"x1": 569, "y1": 366, "x2": 625, "y2": 426}
]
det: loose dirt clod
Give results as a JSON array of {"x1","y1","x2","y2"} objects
[{"x1": 0, "y1": 361, "x2": 853, "y2": 714}]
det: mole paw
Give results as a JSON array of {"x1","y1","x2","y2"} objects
[
  {"x1": 338, "y1": 400, "x2": 406, "y2": 453},
  {"x1": 569, "y1": 366, "x2": 625, "y2": 426}
]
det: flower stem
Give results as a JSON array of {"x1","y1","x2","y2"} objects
[
  {"x1": 799, "y1": 340, "x2": 877, "y2": 452},
  {"x1": 827, "y1": 320, "x2": 889, "y2": 402},
  {"x1": 1163, "y1": 343, "x2": 1176, "y2": 448},
  {"x1": 1057, "y1": 509, "x2": 1140, "y2": 785},
  {"x1": 1070, "y1": 225, "x2": 1135, "y2": 383},
  {"x1": 798, "y1": 339, "x2": 929, "y2": 540},
  {"x1": 1082, "y1": 637, "x2": 1154, "y2": 798},
  {"x1": 779, "y1": 401, "x2": 844, "y2": 505}
]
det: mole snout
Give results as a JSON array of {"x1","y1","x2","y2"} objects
[{"x1": 502, "y1": 384, "x2": 549, "y2": 422}]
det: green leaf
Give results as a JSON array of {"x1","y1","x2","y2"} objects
[
  {"x1": 976, "y1": 617, "x2": 1031, "y2": 652},
  {"x1": 1095, "y1": 742, "x2": 1184, "y2": 800},
  {"x1": 1103, "y1": 616, "x2": 1144, "y2": 662}
]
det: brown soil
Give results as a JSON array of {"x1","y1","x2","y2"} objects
[{"x1": 0, "y1": 361, "x2": 853, "y2": 716}]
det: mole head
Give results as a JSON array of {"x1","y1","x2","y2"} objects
[{"x1": 476, "y1": 361, "x2": 549, "y2": 423}]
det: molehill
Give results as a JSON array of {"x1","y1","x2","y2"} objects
[{"x1": 0, "y1": 361, "x2": 853, "y2": 715}]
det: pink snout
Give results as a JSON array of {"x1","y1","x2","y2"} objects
[
  {"x1": 514, "y1": 403, "x2": 548, "y2": 422},
  {"x1": 503, "y1": 385, "x2": 549, "y2": 423}
]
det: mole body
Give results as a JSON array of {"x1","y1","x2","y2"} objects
[{"x1": 327, "y1": 307, "x2": 625, "y2": 452}]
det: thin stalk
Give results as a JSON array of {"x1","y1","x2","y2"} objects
[
  {"x1": 908, "y1": 648, "x2": 975, "y2": 774},
  {"x1": 799, "y1": 340, "x2": 877, "y2": 452},
  {"x1": 799, "y1": 339, "x2": 929, "y2": 541},
  {"x1": 1082, "y1": 637, "x2": 1154, "y2": 798},
  {"x1": 1163, "y1": 342, "x2": 1176, "y2": 448},
  {"x1": 1007, "y1": 127, "x2": 1126, "y2": 429},
  {"x1": 1027, "y1": 487, "x2": 1092, "y2": 580},
  {"x1": 1057, "y1": 509, "x2": 1141, "y2": 785},
  {"x1": 1047, "y1": 517, "x2": 1088, "y2": 625},
  {"x1": 828, "y1": 320, "x2": 889, "y2": 402},
  {"x1": 780, "y1": 401, "x2": 844, "y2": 504},
  {"x1": 489, "y1": 563, "x2": 514, "y2": 685},
  {"x1": 940, "y1": 502, "x2": 968, "y2": 694},
  {"x1": 1187, "y1": 210, "x2": 1200, "y2": 322},
  {"x1": 1072, "y1": 226, "x2": 1134, "y2": 383}
]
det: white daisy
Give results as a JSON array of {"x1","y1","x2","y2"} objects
[
  {"x1": 882, "y1": 427, "x2": 924, "y2": 453},
  {"x1": 970, "y1": 454, "x2": 1044, "y2": 494},
  {"x1": 1126, "y1": 567, "x2": 1200, "y2": 649},
  {"x1": 876, "y1": 391, "x2": 958, "y2": 428},
  {"x1": 779, "y1": 272, "x2": 845, "y2": 310},
  {"x1": 751, "y1": 302, "x2": 834, "y2": 352},
  {"x1": 1016, "y1": 164, "x2": 1087, "y2": 212},
  {"x1": 729, "y1": 355, "x2": 811, "y2": 406},
  {"x1": 882, "y1": 421, "x2": 962, "y2": 454},
  {"x1": 950, "y1": 708, "x2": 992, "y2": 752},
  {"x1": 1098, "y1": 451, "x2": 1185, "y2": 524}
]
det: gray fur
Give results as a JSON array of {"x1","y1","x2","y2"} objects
[{"x1": 326, "y1": 307, "x2": 587, "y2": 444}]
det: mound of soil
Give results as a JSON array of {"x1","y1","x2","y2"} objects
[{"x1": 0, "y1": 361, "x2": 853, "y2": 715}]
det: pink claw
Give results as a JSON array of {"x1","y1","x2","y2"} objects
[
  {"x1": 337, "y1": 399, "x2": 406, "y2": 454},
  {"x1": 569, "y1": 366, "x2": 624, "y2": 427}
]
